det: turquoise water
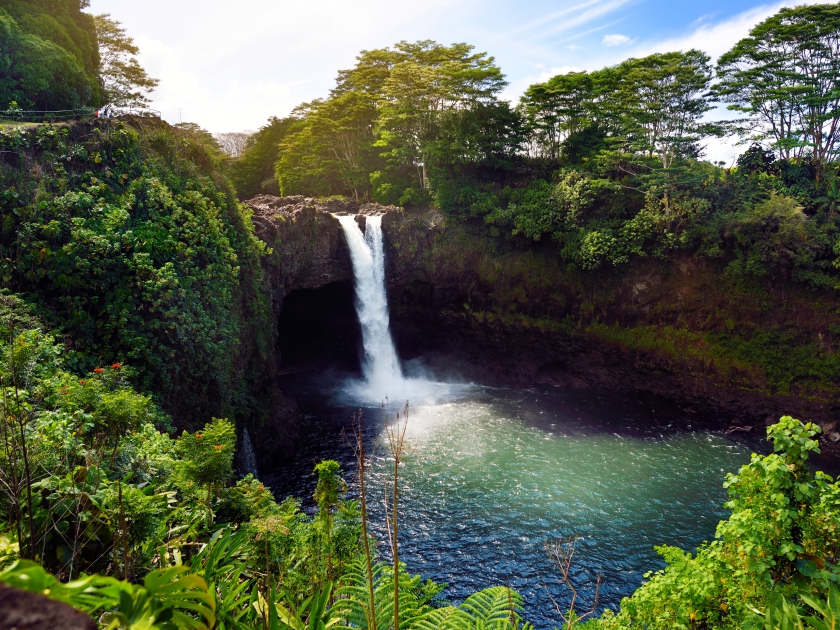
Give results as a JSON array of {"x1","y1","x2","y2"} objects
[{"x1": 270, "y1": 381, "x2": 761, "y2": 628}]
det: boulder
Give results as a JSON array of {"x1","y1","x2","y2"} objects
[{"x1": 0, "y1": 583, "x2": 96, "y2": 630}]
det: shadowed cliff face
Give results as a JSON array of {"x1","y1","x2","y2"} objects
[
  {"x1": 379, "y1": 208, "x2": 840, "y2": 438},
  {"x1": 244, "y1": 196, "x2": 397, "y2": 466},
  {"x1": 248, "y1": 196, "x2": 840, "y2": 456}
]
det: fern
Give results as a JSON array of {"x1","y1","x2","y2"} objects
[
  {"x1": 331, "y1": 557, "x2": 532, "y2": 630},
  {"x1": 332, "y1": 557, "x2": 426, "y2": 629},
  {"x1": 412, "y1": 586, "x2": 533, "y2": 630}
]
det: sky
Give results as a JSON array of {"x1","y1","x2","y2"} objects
[{"x1": 88, "y1": 0, "x2": 822, "y2": 162}]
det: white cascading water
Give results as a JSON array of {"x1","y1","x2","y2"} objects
[
  {"x1": 338, "y1": 214, "x2": 466, "y2": 404},
  {"x1": 239, "y1": 427, "x2": 259, "y2": 478},
  {"x1": 337, "y1": 215, "x2": 403, "y2": 395}
]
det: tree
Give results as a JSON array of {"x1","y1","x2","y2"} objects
[
  {"x1": 716, "y1": 4, "x2": 840, "y2": 174},
  {"x1": 276, "y1": 91, "x2": 379, "y2": 200},
  {"x1": 376, "y1": 40, "x2": 508, "y2": 190},
  {"x1": 94, "y1": 14, "x2": 158, "y2": 107},
  {"x1": 174, "y1": 419, "x2": 236, "y2": 524},
  {"x1": 611, "y1": 50, "x2": 714, "y2": 169},
  {"x1": 230, "y1": 116, "x2": 294, "y2": 199},
  {"x1": 0, "y1": 8, "x2": 96, "y2": 109},
  {"x1": 520, "y1": 71, "x2": 595, "y2": 159}
]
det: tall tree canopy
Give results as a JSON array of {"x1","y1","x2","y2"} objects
[
  {"x1": 0, "y1": 0, "x2": 100, "y2": 109},
  {"x1": 520, "y1": 72, "x2": 596, "y2": 159},
  {"x1": 94, "y1": 13, "x2": 159, "y2": 107},
  {"x1": 612, "y1": 50, "x2": 714, "y2": 168},
  {"x1": 274, "y1": 40, "x2": 510, "y2": 202},
  {"x1": 717, "y1": 3, "x2": 840, "y2": 171},
  {"x1": 373, "y1": 40, "x2": 508, "y2": 190},
  {"x1": 521, "y1": 50, "x2": 714, "y2": 168}
]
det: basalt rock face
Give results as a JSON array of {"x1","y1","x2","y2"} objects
[
  {"x1": 247, "y1": 195, "x2": 355, "y2": 299},
  {"x1": 244, "y1": 196, "x2": 398, "y2": 466},
  {"x1": 379, "y1": 207, "x2": 840, "y2": 438},
  {"x1": 247, "y1": 198, "x2": 839, "y2": 455}
]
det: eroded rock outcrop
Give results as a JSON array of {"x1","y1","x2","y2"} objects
[
  {"x1": 247, "y1": 196, "x2": 839, "y2": 456},
  {"x1": 0, "y1": 583, "x2": 96, "y2": 630},
  {"x1": 243, "y1": 196, "x2": 399, "y2": 466}
]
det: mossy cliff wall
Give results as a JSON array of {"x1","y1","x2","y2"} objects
[{"x1": 380, "y1": 208, "x2": 840, "y2": 432}]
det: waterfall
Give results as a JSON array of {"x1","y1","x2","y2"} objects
[
  {"x1": 239, "y1": 427, "x2": 259, "y2": 478},
  {"x1": 337, "y1": 213, "x2": 464, "y2": 404},
  {"x1": 337, "y1": 215, "x2": 403, "y2": 395}
]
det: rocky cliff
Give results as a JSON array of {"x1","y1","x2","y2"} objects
[
  {"x1": 244, "y1": 196, "x2": 399, "y2": 466},
  {"x1": 247, "y1": 196, "x2": 840, "y2": 459}
]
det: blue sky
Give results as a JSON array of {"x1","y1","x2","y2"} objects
[{"x1": 88, "y1": 0, "x2": 820, "y2": 161}]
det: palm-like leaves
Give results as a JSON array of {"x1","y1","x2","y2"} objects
[
  {"x1": 0, "y1": 559, "x2": 216, "y2": 630},
  {"x1": 331, "y1": 557, "x2": 532, "y2": 630},
  {"x1": 744, "y1": 585, "x2": 840, "y2": 630},
  {"x1": 190, "y1": 528, "x2": 254, "y2": 630},
  {"x1": 815, "y1": 180, "x2": 840, "y2": 217},
  {"x1": 275, "y1": 582, "x2": 342, "y2": 630}
]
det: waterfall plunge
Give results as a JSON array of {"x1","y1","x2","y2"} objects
[
  {"x1": 239, "y1": 427, "x2": 259, "y2": 478},
  {"x1": 337, "y1": 214, "x2": 461, "y2": 404},
  {"x1": 338, "y1": 215, "x2": 403, "y2": 395}
]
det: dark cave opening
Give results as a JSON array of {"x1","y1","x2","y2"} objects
[{"x1": 277, "y1": 281, "x2": 362, "y2": 372}]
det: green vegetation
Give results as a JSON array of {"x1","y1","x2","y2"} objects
[
  {"x1": 93, "y1": 13, "x2": 159, "y2": 107},
  {"x1": 0, "y1": 0, "x2": 100, "y2": 110},
  {"x1": 243, "y1": 4, "x2": 840, "y2": 294},
  {"x1": 0, "y1": 1, "x2": 839, "y2": 629},
  {"x1": 0, "y1": 300, "x2": 837, "y2": 629},
  {"x1": 0, "y1": 119, "x2": 272, "y2": 427},
  {"x1": 229, "y1": 116, "x2": 293, "y2": 199},
  {"x1": 0, "y1": 0, "x2": 157, "y2": 112},
  {"x1": 0, "y1": 301, "x2": 535, "y2": 628},
  {"x1": 581, "y1": 416, "x2": 840, "y2": 630}
]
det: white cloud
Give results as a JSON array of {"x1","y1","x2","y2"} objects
[
  {"x1": 527, "y1": 0, "x2": 634, "y2": 40},
  {"x1": 602, "y1": 33, "x2": 630, "y2": 47},
  {"x1": 628, "y1": 0, "x2": 826, "y2": 61},
  {"x1": 89, "y1": 0, "x2": 830, "y2": 139},
  {"x1": 91, "y1": 0, "x2": 469, "y2": 132}
]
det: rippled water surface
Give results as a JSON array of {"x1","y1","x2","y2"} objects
[{"x1": 266, "y1": 378, "x2": 763, "y2": 629}]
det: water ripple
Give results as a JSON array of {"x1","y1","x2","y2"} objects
[{"x1": 266, "y1": 382, "x2": 762, "y2": 629}]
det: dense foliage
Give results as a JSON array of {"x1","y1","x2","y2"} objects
[
  {"x1": 0, "y1": 0, "x2": 157, "y2": 111},
  {"x1": 0, "y1": 119, "x2": 272, "y2": 426},
  {"x1": 1, "y1": 2, "x2": 840, "y2": 629},
  {"x1": 249, "y1": 4, "x2": 840, "y2": 292},
  {"x1": 0, "y1": 302, "x2": 535, "y2": 628},
  {"x1": 0, "y1": 0, "x2": 100, "y2": 110},
  {"x1": 229, "y1": 116, "x2": 293, "y2": 199},
  {"x1": 0, "y1": 301, "x2": 837, "y2": 629},
  {"x1": 581, "y1": 416, "x2": 840, "y2": 629}
]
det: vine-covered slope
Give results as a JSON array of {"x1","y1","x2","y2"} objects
[{"x1": 0, "y1": 118, "x2": 272, "y2": 428}]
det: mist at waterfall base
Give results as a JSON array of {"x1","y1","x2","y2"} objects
[
  {"x1": 267, "y1": 216, "x2": 765, "y2": 629},
  {"x1": 336, "y1": 214, "x2": 466, "y2": 405}
]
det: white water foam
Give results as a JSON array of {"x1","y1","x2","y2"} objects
[
  {"x1": 337, "y1": 215, "x2": 469, "y2": 405},
  {"x1": 239, "y1": 426, "x2": 259, "y2": 477}
]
